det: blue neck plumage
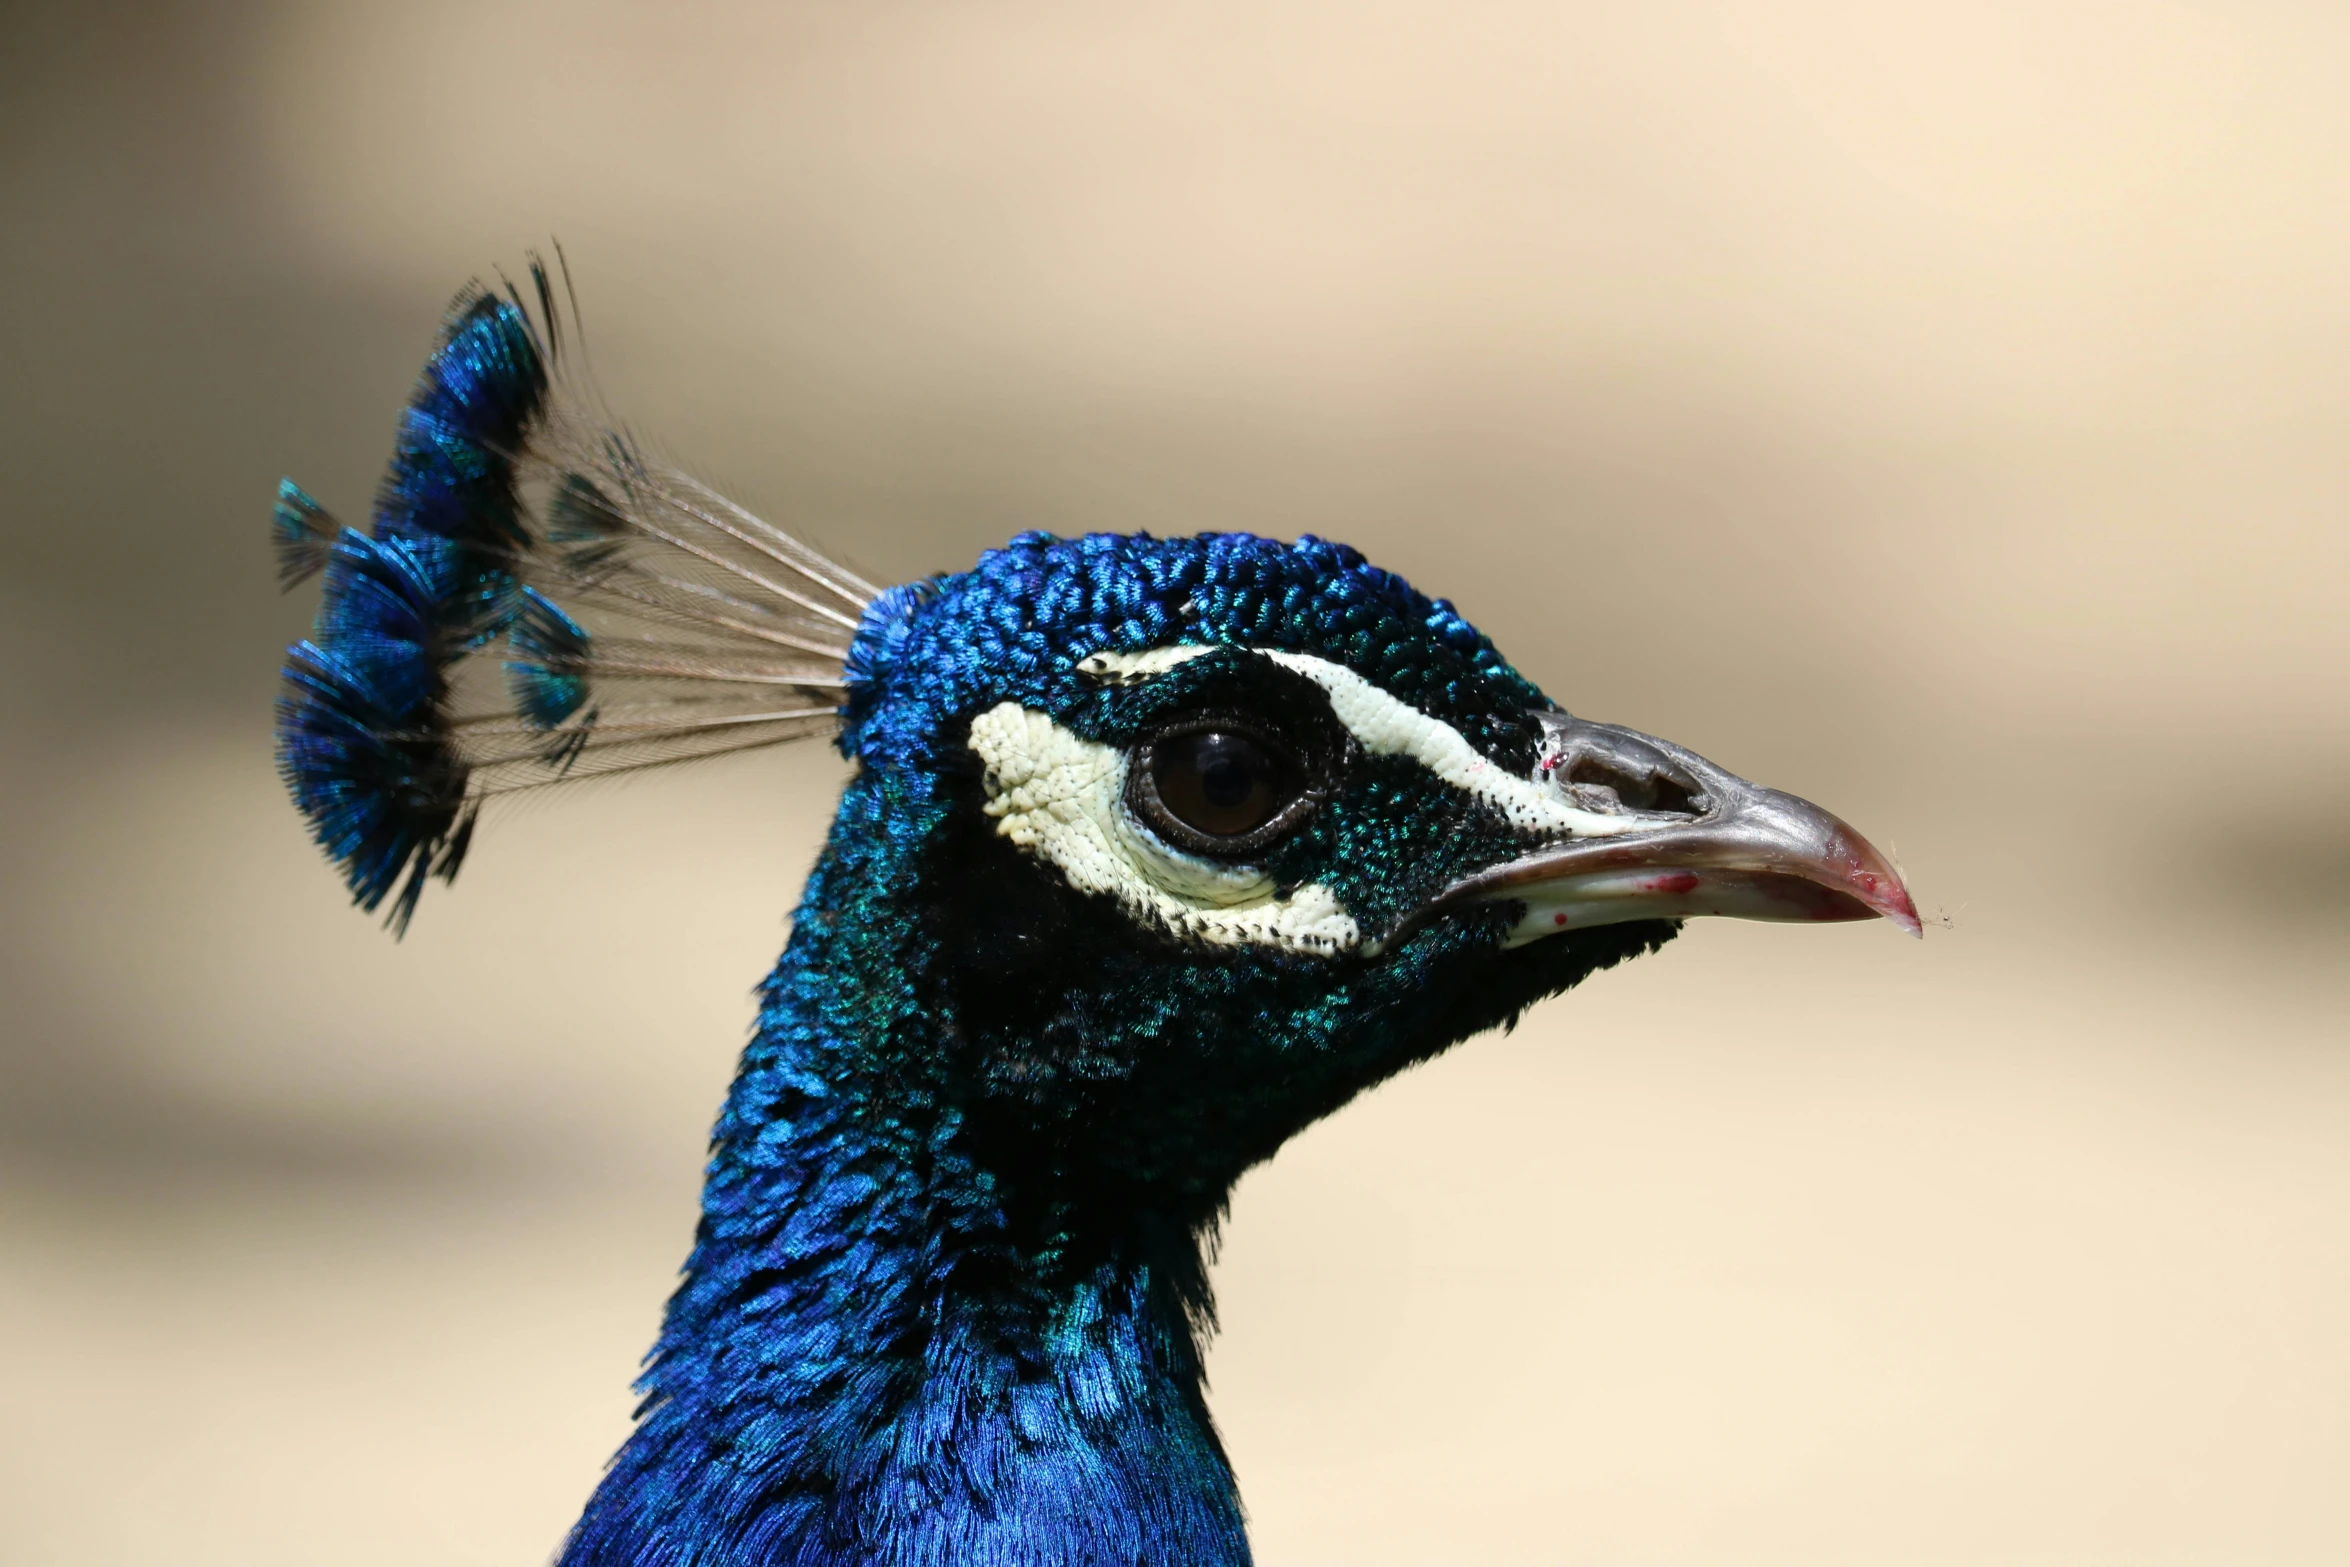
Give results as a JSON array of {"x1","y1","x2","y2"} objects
[{"x1": 557, "y1": 769, "x2": 1251, "y2": 1567}]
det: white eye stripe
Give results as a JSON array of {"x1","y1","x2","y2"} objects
[
  {"x1": 1256, "y1": 653, "x2": 1640, "y2": 839},
  {"x1": 1075, "y1": 646, "x2": 1219, "y2": 685},
  {"x1": 1076, "y1": 644, "x2": 1640, "y2": 840}
]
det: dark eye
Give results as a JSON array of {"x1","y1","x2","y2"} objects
[
  {"x1": 1154, "y1": 730, "x2": 1286, "y2": 835},
  {"x1": 1131, "y1": 722, "x2": 1320, "y2": 856}
]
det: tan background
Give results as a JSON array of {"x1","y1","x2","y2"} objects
[{"x1": 3, "y1": 3, "x2": 2346, "y2": 1563}]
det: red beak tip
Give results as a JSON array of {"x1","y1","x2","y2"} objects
[
  {"x1": 1871, "y1": 881, "x2": 1925, "y2": 938},
  {"x1": 1838, "y1": 846, "x2": 1923, "y2": 938}
]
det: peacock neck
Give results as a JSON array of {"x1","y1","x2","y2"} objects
[{"x1": 559, "y1": 798, "x2": 1253, "y2": 1567}]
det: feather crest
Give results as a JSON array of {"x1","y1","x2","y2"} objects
[{"x1": 274, "y1": 254, "x2": 879, "y2": 928}]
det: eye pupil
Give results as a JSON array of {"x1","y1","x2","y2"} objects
[
  {"x1": 1200, "y1": 751, "x2": 1253, "y2": 809},
  {"x1": 1151, "y1": 730, "x2": 1294, "y2": 841}
]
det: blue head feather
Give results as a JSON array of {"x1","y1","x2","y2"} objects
[{"x1": 839, "y1": 576, "x2": 941, "y2": 758}]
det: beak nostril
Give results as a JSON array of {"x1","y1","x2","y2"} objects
[{"x1": 1564, "y1": 756, "x2": 1703, "y2": 817}]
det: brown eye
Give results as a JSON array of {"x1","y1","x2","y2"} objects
[
  {"x1": 1153, "y1": 731, "x2": 1287, "y2": 837},
  {"x1": 1131, "y1": 724, "x2": 1320, "y2": 856}
]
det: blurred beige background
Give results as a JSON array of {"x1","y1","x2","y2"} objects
[{"x1": 3, "y1": 2, "x2": 2346, "y2": 1563}]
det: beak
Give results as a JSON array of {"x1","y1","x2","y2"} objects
[{"x1": 1428, "y1": 710, "x2": 1920, "y2": 945}]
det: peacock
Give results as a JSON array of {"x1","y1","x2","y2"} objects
[{"x1": 274, "y1": 265, "x2": 1918, "y2": 1567}]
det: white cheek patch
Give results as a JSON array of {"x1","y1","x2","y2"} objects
[
  {"x1": 966, "y1": 703, "x2": 1361, "y2": 956},
  {"x1": 1258, "y1": 652, "x2": 1643, "y2": 839}
]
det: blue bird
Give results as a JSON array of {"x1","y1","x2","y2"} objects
[{"x1": 276, "y1": 265, "x2": 1919, "y2": 1567}]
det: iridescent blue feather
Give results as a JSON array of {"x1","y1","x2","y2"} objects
[
  {"x1": 271, "y1": 477, "x2": 340, "y2": 589},
  {"x1": 507, "y1": 587, "x2": 594, "y2": 731},
  {"x1": 372, "y1": 284, "x2": 548, "y2": 568},
  {"x1": 275, "y1": 532, "x2": 473, "y2": 930}
]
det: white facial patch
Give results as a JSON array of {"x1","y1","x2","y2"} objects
[{"x1": 966, "y1": 703, "x2": 1361, "y2": 956}]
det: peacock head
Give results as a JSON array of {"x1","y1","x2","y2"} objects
[
  {"x1": 275, "y1": 275, "x2": 1917, "y2": 1218},
  {"x1": 815, "y1": 530, "x2": 1918, "y2": 1203}
]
